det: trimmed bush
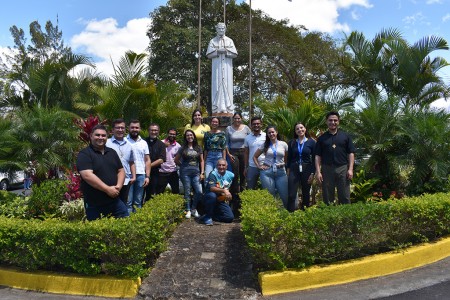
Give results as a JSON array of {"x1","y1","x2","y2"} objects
[
  {"x1": 240, "y1": 190, "x2": 450, "y2": 270},
  {"x1": 0, "y1": 193, "x2": 184, "y2": 278}
]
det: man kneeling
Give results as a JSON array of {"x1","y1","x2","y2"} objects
[{"x1": 200, "y1": 158, "x2": 234, "y2": 225}]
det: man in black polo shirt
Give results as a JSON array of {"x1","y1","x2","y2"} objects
[
  {"x1": 76, "y1": 124, "x2": 129, "y2": 220},
  {"x1": 144, "y1": 123, "x2": 166, "y2": 201},
  {"x1": 315, "y1": 111, "x2": 356, "y2": 205}
]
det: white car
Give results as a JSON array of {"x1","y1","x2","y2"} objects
[{"x1": 0, "y1": 171, "x2": 25, "y2": 190}]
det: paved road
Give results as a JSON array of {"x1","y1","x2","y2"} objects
[
  {"x1": 1, "y1": 257, "x2": 449, "y2": 299},
  {"x1": 266, "y1": 256, "x2": 450, "y2": 300}
]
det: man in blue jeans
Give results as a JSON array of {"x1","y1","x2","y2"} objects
[{"x1": 200, "y1": 159, "x2": 234, "y2": 225}]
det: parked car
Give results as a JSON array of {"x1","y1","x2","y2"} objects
[{"x1": 0, "y1": 171, "x2": 25, "y2": 190}]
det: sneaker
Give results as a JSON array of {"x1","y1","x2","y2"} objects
[
  {"x1": 185, "y1": 211, "x2": 191, "y2": 219},
  {"x1": 200, "y1": 215, "x2": 213, "y2": 226},
  {"x1": 191, "y1": 209, "x2": 200, "y2": 218}
]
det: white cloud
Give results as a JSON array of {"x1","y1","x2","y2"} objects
[
  {"x1": 431, "y1": 98, "x2": 450, "y2": 112},
  {"x1": 70, "y1": 17, "x2": 150, "y2": 77},
  {"x1": 248, "y1": 0, "x2": 372, "y2": 34},
  {"x1": 426, "y1": 0, "x2": 442, "y2": 4},
  {"x1": 443, "y1": 13, "x2": 450, "y2": 22},
  {"x1": 351, "y1": 9, "x2": 361, "y2": 20},
  {"x1": 402, "y1": 12, "x2": 426, "y2": 25}
]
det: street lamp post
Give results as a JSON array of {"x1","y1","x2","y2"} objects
[
  {"x1": 249, "y1": 0, "x2": 253, "y2": 117},
  {"x1": 197, "y1": 0, "x2": 202, "y2": 110}
]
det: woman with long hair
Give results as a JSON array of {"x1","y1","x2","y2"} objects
[
  {"x1": 204, "y1": 116, "x2": 227, "y2": 181},
  {"x1": 253, "y1": 125, "x2": 288, "y2": 209},
  {"x1": 225, "y1": 112, "x2": 251, "y2": 197},
  {"x1": 287, "y1": 122, "x2": 316, "y2": 211},
  {"x1": 184, "y1": 109, "x2": 210, "y2": 148},
  {"x1": 174, "y1": 130, "x2": 205, "y2": 219}
]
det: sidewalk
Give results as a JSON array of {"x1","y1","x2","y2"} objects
[{"x1": 137, "y1": 219, "x2": 261, "y2": 299}]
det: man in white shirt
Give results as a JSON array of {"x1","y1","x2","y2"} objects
[
  {"x1": 244, "y1": 116, "x2": 266, "y2": 189},
  {"x1": 126, "y1": 119, "x2": 151, "y2": 213}
]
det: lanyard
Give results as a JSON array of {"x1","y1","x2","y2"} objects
[
  {"x1": 297, "y1": 137, "x2": 306, "y2": 164},
  {"x1": 270, "y1": 141, "x2": 278, "y2": 162}
]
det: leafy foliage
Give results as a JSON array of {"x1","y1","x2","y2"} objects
[
  {"x1": 0, "y1": 106, "x2": 80, "y2": 183},
  {"x1": 240, "y1": 189, "x2": 450, "y2": 270},
  {"x1": 27, "y1": 179, "x2": 68, "y2": 219},
  {"x1": 0, "y1": 193, "x2": 184, "y2": 277}
]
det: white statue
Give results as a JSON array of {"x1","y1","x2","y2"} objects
[{"x1": 206, "y1": 22, "x2": 237, "y2": 114}]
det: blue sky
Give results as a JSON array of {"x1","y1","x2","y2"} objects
[{"x1": 1, "y1": 0, "x2": 449, "y2": 109}]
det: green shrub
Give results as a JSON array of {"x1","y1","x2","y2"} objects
[
  {"x1": 0, "y1": 191, "x2": 29, "y2": 218},
  {"x1": 240, "y1": 189, "x2": 450, "y2": 271},
  {"x1": 0, "y1": 193, "x2": 184, "y2": 278},
  {"x1": 59, "y1": 198, "x2": 86, "y2": 221},
  {"x1": 27, "y1": 179, "x2": 68, "y2": 219}
]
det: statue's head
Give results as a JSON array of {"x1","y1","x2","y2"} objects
[{"x1": 215, "y1": 23, "x2": 226, "y2": 37}]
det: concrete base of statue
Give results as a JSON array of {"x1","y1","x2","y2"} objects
[{"x1": 206, "y1": 113, "x2": 233, "y2": 131}]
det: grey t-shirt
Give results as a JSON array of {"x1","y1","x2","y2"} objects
[
  {"x1": 177, "y1": 146, "x2": 203, "y2": 171},
  {"x1": 226, "y1": 125, "x2": 251, "y2": 149}
]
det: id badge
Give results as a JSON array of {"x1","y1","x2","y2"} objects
[
  {"x1": 272, "y1": 164, "x2": 277, "y2": 173},
  {"x1": 299, "y1": 164, "x2": 303, "y2": 173}
]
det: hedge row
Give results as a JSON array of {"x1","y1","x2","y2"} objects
[
  {"x1": 0, "y1": 193, "x2": 184, "y2": 278},
  {"x1": 240, "y1": 190, "x2": 450, "y2": 271}
]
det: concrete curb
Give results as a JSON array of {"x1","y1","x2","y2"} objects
[
  {"x1": 0, "y1": 266, "x2": 141, "y2": 298},
  {"x1": 259, "y1": 236, "x2": 450, "y2": 296}
]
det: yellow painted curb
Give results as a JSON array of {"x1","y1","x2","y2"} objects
[
  {"x1": 0, "y1": 266, "x2": 141, "y2": 298},
  {"x1": 259, "y1": 236, "x2": 450, "y2": 296}
]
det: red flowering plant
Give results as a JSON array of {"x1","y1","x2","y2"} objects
[
  {"x1": 74, "y1": 115, "x2": 108, "y2": 144},
  {"x1": 64, "y1": 170, "x2": 83, "y2": 201}
]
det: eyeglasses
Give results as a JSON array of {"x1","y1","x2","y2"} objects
[{"x1": 168, "y1": 133, "x2": 177, "y2": 136}]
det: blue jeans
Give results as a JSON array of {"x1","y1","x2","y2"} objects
[
  {"x1": 84, "y1": 199, "x2": 129, "y2": 221},
  {"x1": 180, "y1": 168, "x2": 203, "y2": 211},
  {"x1": 246, "y1": 166, "x2": 261, "y2": 190},
  {"x1": 203, "y1": 192, "x2": 234, "y2": 223},
  {"x1": 205, "y1": 151, "x2": 224, "y2": 180},
  {"x1": 260, "y1": 167, "x2": 288, "y2": 209},
  {"x1": 127, "y1": 174, "x2": 145, "y2": 213}
]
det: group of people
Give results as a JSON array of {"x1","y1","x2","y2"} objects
[{"x1": 76, "y1": 110, "x2": 355, "y2": 224}]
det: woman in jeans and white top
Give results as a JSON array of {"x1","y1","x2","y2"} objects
[
  {"x1": 226, "y1": 112, "x2": 251, "y2": 195},
  {"x1": 253, "y1": 125, "x2": 289, "y2": 209},
  {"x1": 286, "y1": 122, "x2": 316, "y2": 212}
]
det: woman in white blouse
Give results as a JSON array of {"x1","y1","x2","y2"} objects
[{"x1": 253, "y1": 125, "x2": 288, "y2": 209}]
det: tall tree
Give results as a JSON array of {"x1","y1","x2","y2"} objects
[
  {"x1": 0, "y1": 20, "x2": 95, "y2": 112},
  {"x1": 147, "y1": 0, "x2": 344, "y2": 112},
  {"x1": 343, "y1": 28, "x2": 450, "y2": 107}
]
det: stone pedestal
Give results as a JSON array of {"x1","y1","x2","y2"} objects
[{"x1": 206, "y1": 113, "x2": 233, "y2": 131}]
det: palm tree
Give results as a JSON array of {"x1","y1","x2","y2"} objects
[
  {"x1": 343, "y1": 28, "x2": 450, "y2": 108},
  {"x1": 347, "y1": 94, "x2": 404, "y2": 189},
  {"x1": 4, "y1": 53, "x2": 94, "y2": 111},
  {"x1": 342, "y1": 28, "x2": 405, "y2": 97},
  {"x1": 389, "y1": 36, "x2": 450, "y2": 107},
  {"x1": 94, "y1": 51, "x2": 157, "y2": 123},
  {"x1": 398, "y1": 108, "x2": 450, "y2": 194},
  {"x1": 0, "y1": 106, "x2": 80, "y2": 184}
]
